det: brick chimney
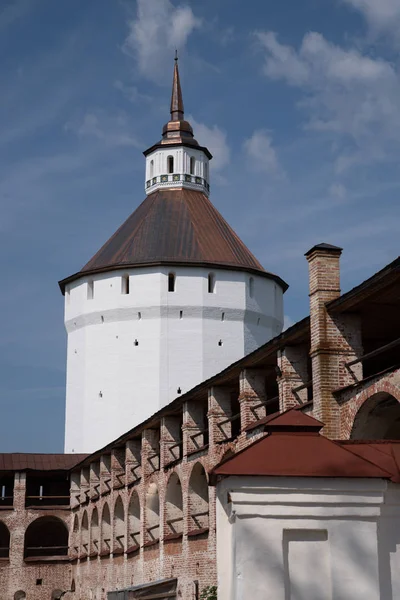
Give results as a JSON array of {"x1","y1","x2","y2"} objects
[{"x1": 306, "y1": 243, "x2": 362, "y2": 438}]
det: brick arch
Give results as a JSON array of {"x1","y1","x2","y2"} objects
[
  {"x1": 145, "y1": 481, "x2": 160, "y2": 543},
  {"x1": 0, "y1": 520, "x2": 10, "y2": 558},
  {"x1": 81, "y1": 510, "x2": 89, "y2": 555},
  {"x1": 127, "y1": 489, "x2": 141, "y2": 550},
  {"x1": 188, "y1": 462, "x2": 209, "y2": 534},
  {"x1": 165, "y1": 472, "x2": 183, "y2": 536},
  {"x1": 113, "y1": 495, "x2": 125, "y2": 553},
  {"x1": 100, "y1": 502, "x2": 111, "y2": 555},
  {"x1": 70, "y1": 514, "x2": 79, "y2": 558},
  {"x1": 24, "y1": 516, "x2": 68, "y2": 559},
  {"x1": 90, "y1": 507, "x2": 99, "y2": 555},
  {"x1": 341, "y1": 379, "x2": 400, "y2": 439}
]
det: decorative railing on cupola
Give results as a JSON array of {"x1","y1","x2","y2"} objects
[{"x1": 146, "y1": 173, "x2": 210, "y2": 194}]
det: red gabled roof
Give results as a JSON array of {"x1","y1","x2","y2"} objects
[
  {"x1": 340, "y1": 441, "x2": 400, "y2": 483},
  {"x1": 261, "y1": 408, "x2": 323, "y2": 431},
  {"x1": 212, "y1": 410, "x2": 394, "y2": 481},
  {"x1": 59, "y1": 189, "x2": 287, "y2": 293}
]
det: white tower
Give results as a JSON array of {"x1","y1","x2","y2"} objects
[{"x1": 60, "y1": 56, "x2": 287, "y2": 453}]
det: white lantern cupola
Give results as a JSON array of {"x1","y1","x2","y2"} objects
[{"x1": 144, "y1": 53, "x2": 212, "y2": 196}]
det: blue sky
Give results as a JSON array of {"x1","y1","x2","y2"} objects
[{"x1": 0, "y1": 0, "x2": 399, "y2": 452}]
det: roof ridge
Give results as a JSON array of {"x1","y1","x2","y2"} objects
[{"x1": 330, "y1": 439, "x2": 394, "y2": 478}]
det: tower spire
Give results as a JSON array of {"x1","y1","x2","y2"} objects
[
  {"x1": 170, "y1": 51, "x2": 184, "y2": 121},
  {"x1": 143, "y1": 53, "x2": 212, "y2": 196}
]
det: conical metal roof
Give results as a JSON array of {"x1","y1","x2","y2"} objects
[{"x1": 59, "y1": 188, "x2": 287, "y2": 292}]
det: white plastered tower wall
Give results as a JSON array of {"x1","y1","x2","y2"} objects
[
  {"x1": 64, "y1": 267, "x2": 283, "y2": 453},
  {"x1": 62, "y1": 55, "x2": 286, "y2": 453}
]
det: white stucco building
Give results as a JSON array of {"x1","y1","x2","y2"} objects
[
  {"x1": 59, "y1": 57, "x2": 287, "y2": 453},
  {"x1": 213, "y1": 409, "x2": 400, "y2": 600}
]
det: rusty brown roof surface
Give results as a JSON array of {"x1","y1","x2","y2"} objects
[
  {"x1": 0, "y1": 454, "x2": 88, "y2": 472},
  {"x1": 211, "y1": 410, "x2": 395, "y2": 482},
  {"x1": 328, "y1": 255, "x2": 400, "y2": 313},
  {"x1": 59, "y1": 189, "x2": 288, "y2": 292},
  {"x1": 340, "y1": 441, "x2": 400, "y2": 483}
]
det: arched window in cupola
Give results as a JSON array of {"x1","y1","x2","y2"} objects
[
  {"x1": 204, "y1": 162, "x2": 208, "y2": 180},
  {"x1": 150, "y1": 159, "x2": 154, "y2": 179},
  {"x1": 190, "y1": 156, "x2": 196, "y2": 175},
  {"x1": 167, "y1": 155, "x2": 174, "y2": 174}
]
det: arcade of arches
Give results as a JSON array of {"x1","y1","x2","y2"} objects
[{"x1": 351, "y1": 392, "x2": 400, "y2": 440}]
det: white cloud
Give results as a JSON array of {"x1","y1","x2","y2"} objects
[
  {"x1": 188, "y1": 115, "x2": 230, "y2": 172},
  {"x1": 256, "y1": 31, "x2": 400, "y2": 170},
  {"x1": 113, "y1": 80, "x2": 152, "y2": 103},
  {"x1": 256, "y1": 31, "x2": 309, "y2": 85},
  {"x1": 343, "y1": 0, "x2": 400, "y2": 36},
  {"x1": 329, "y1": 182, "x2": 347, "y2": 201},
  {"x1": 243, "y1": 129, "x2": 283, "y2": 176},
  {"x1": 123, "y1": 0, "x2": 201, "y2": 81},
  {"x1": 219, "y1": 26, "x2": 235, "y2": 47},
  {"x1": 65, "y1": 111, "x2": 141, "y2": 148}
]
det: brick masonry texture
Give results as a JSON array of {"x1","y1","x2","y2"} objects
[{"x1": 1, "y1": 249, "x2": 399, "y2": 599}]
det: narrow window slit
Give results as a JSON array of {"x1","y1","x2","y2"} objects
[
  {"x1": 87, "y1": 280, "x2": 94, "y2": 300},
  {"x1": 208, "y1": 273, "x2": 215, "y2": 294},
  {"x1": 168, "y1": 273, "x2": 176, "y2": 292},
  {"x1": 122, "y1": 275, "x2": 130, "y2": 295},
  {"x1": 249, "y1": 277, "x2": 254, "y2": 298}
]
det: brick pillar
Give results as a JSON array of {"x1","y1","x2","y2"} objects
[
  {"x1": 306, "y1": 243, "x2": 363, "y2": 438},
  {"x1": 80, "y1": 467, "x2": 90, "y2": 504},
  {"x1": 125, "y1": 440, "x2": 141, "y2": 485},
  {"x1": 182, "y1": 399, "x2": 207, "y2": 456},
  {"x1": 100, "y1": 454, "x2": 112, "y2": 495},
  {"x1": 238, "y1": 369, "x2": 267, "y2": 430},
  {"x1": 208, "y1": 386, "x2": 232, "y2": 445},
  {"x1": 160, "y1": 415, "x2": 182, "y2": 468},
  {"x1": 111, "y1": 449, "x2": 125, "y2": 489},
  {"x1": 89, "y1": 461, "x2": 100, "y2": 500},
  {"x1": 142, "y1": 429, "x2": 160, "y2": 476},
  {"x1": 70, "y1": 470, "x2": 80, "y2": 509},
  {"x1": 10, "y1": 472, "x2": 26, "y2": 569},
  {"x1": 278, "y1": 345, "x2": 309, "y2": 410}
]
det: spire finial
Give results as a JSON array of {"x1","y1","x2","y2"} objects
[{"x1": 170, "y1": 51, "x2": 184, "y2": 121}]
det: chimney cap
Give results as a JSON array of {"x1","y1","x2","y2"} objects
[{"x1": 305, "y1": 242, "x2": 343, "y2": 257}]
